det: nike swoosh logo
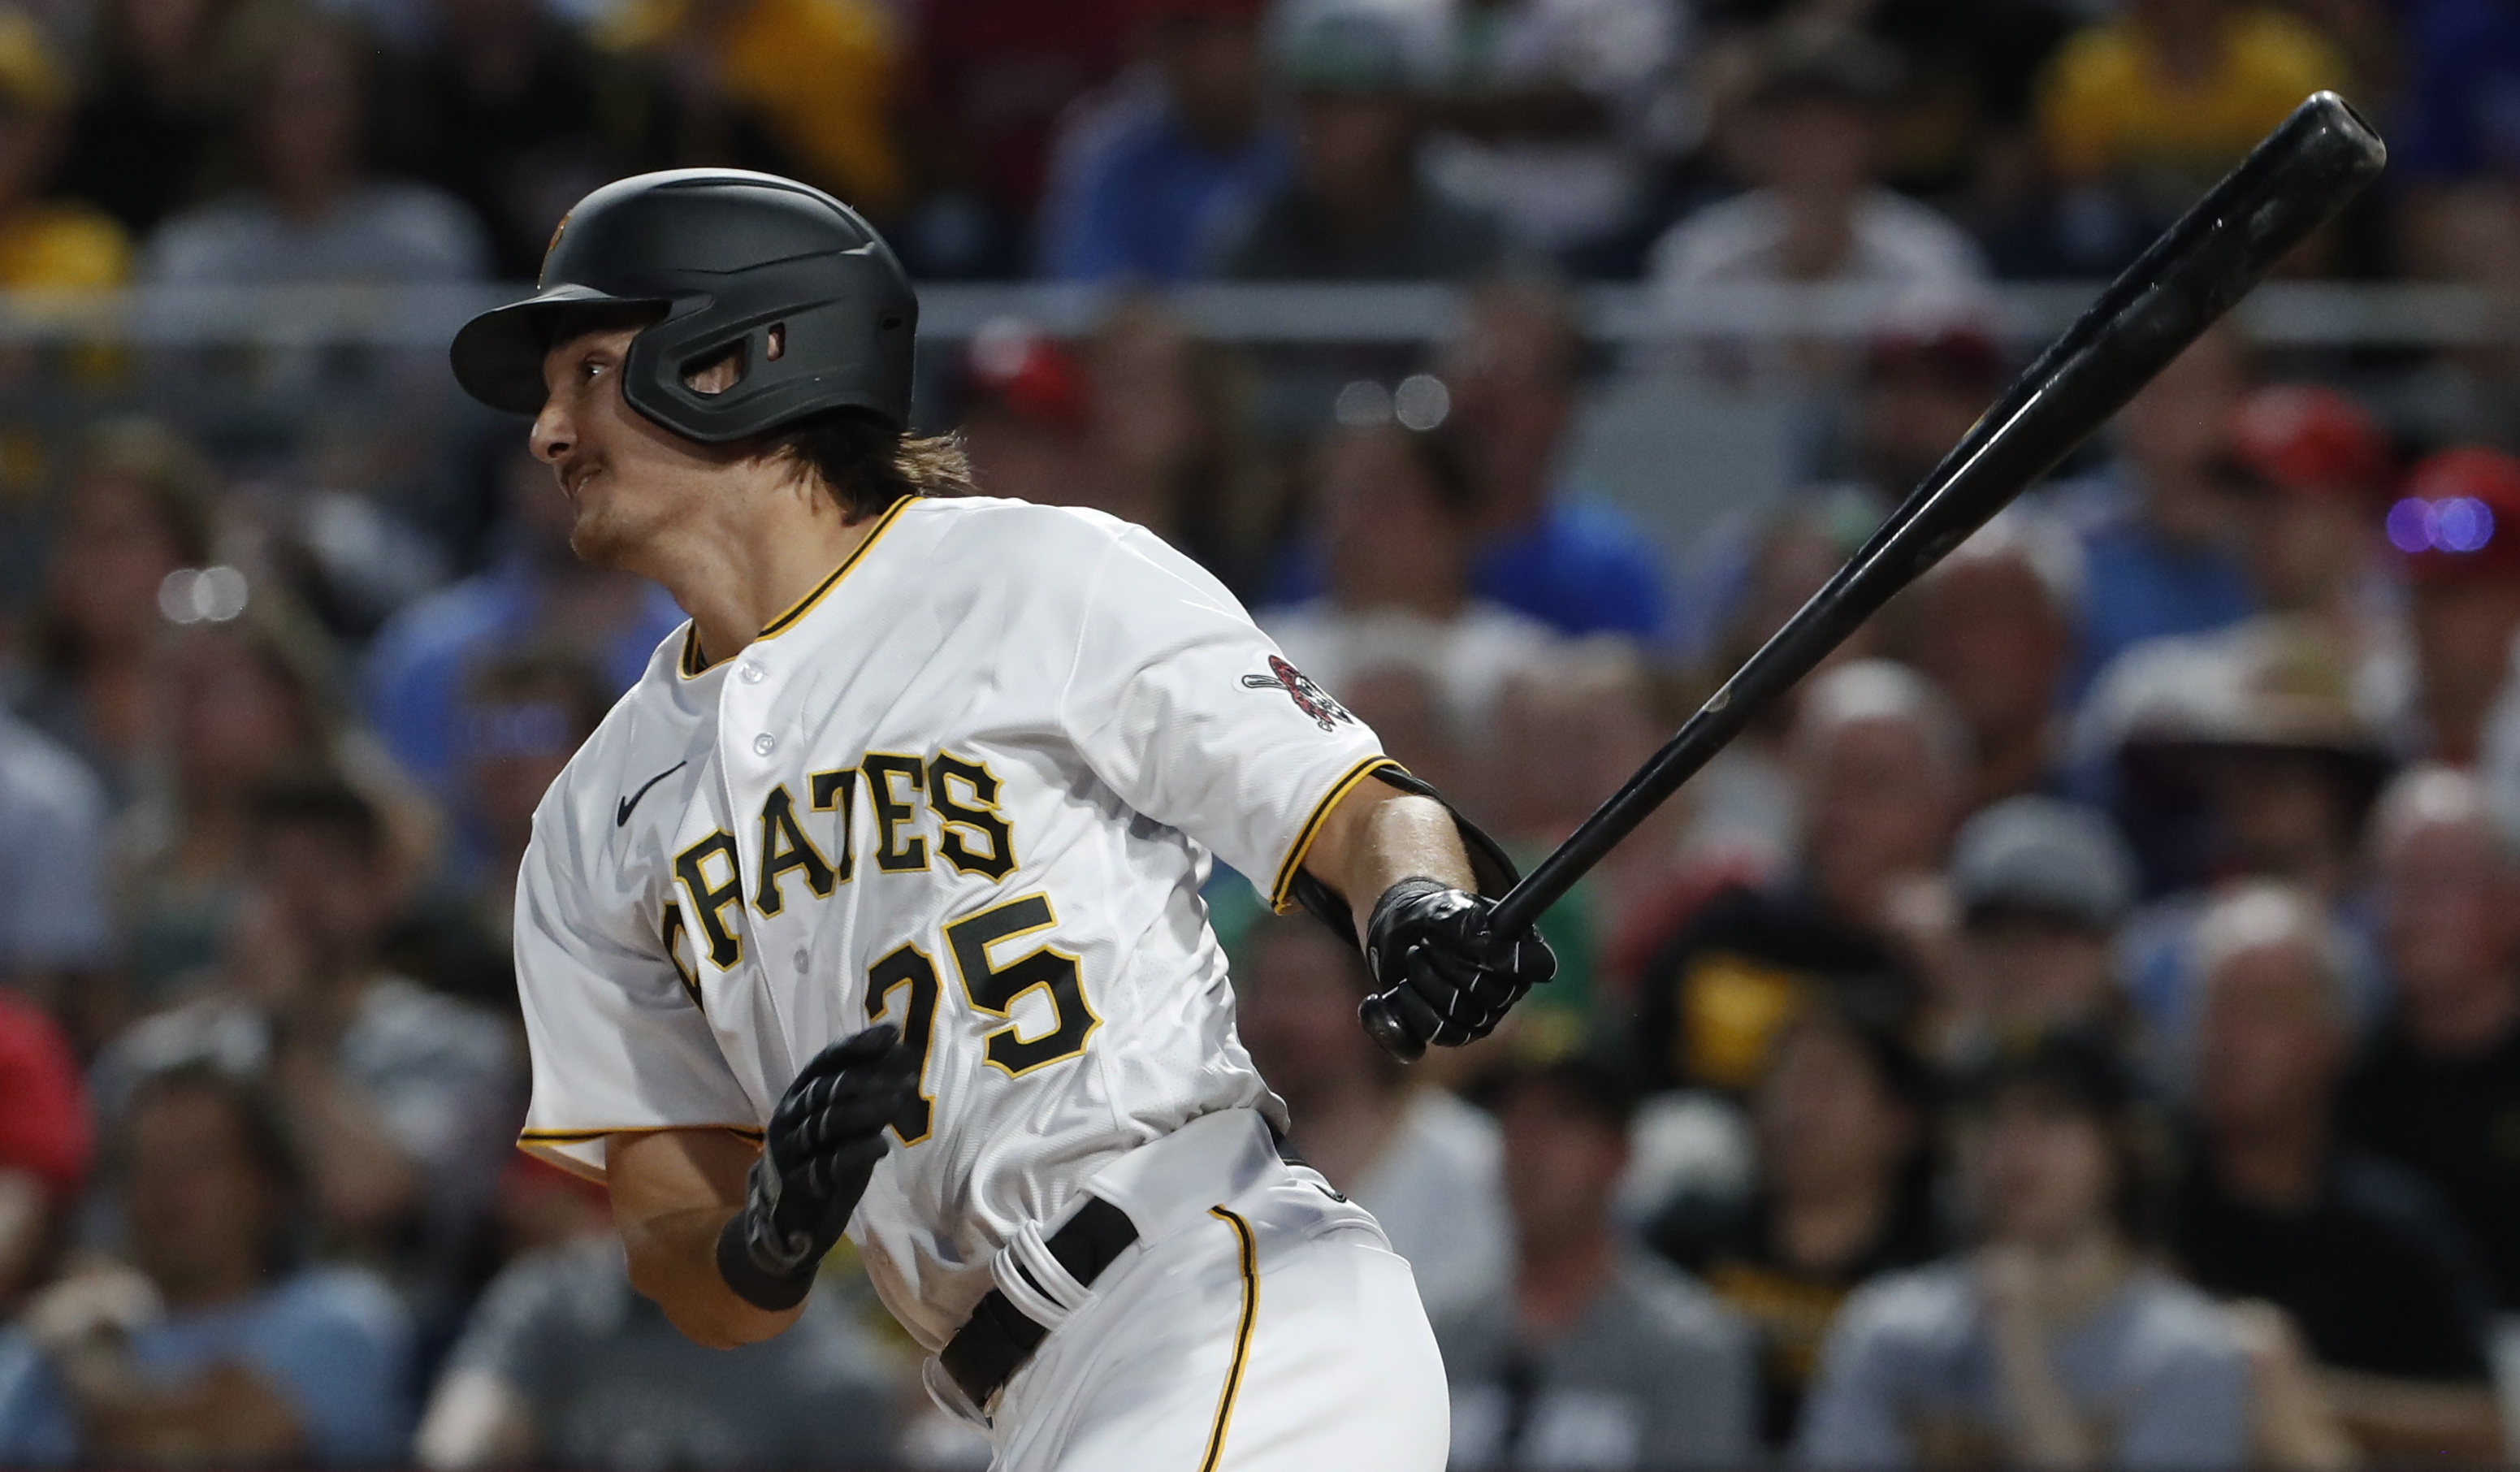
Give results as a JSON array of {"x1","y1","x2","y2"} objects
[{"x1": 616, "y1": 760, "x2": 688, "y2": 828}]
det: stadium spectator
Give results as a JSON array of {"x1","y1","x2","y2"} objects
[
  {"x1": 1079, "y1": 297, "x2": 1279, "y2": 596},
  {"x1": 382, "y1": 0, "x2": 676, "y2": 279},
  {"x1": 0, "y1": 1064, "x2": 414, "y2": 1466},
  {"x1": 1634, "y1": 661, "x2": 1964, "y2": 1093},
  {"x1": 1261, "y1": 418, "x2": 1557, "y2": 734},
  {"x1": 2034, "y1": 0, "x2": 2346, "y2": 271},
  {"x1": 1442, "y1": 279, "x2": 1667, "y2": 640},
  {"x1": 1936, "y1": 796, "x2": 2138, "y2": 1059},
  {"x1": 1798, "y1": 1028, "x2": 2253, "y2": 1470},
  {"x1": 1038, "y1": 0, "x2": 1288, "y2": 283},
  {"x1": 2395, "y1": 0, "x2": 2520, "y2": 287},
  {"x1": 0, "y1": 712, "x2": 110, "y2": 1013},
  {"x1": 102, "y1": 781, "x2": 516, "y2": 1300},
  {"x1": 1413, "y1": 0, "x2": 1691, "y2": 265},
  {"x1": 2393, "y1": 447, "x2": 2520, "y2": 764},
  {"x1": 1648, "y1": 1002, "x2": 1942, "y2": 1449},
  {"x1": 118, "y1": 610, "x2": 349, "y2": 1011},
  {"x1": 2061, "y1": 325, "x2": 2258, "y2": 699},
  {"x1": 2176, "y1": 883, "x2": 2502, "y2": 1460},
  {"x1": 2343, "y1": 765, "x2": 2520, "y2": 1310},
  {"x1": 0, "y1": 994, "x2": 88, "y2": 1311},
  {"x1": 1849, "y1": 318, "x2": 2003, "y2": 504},
  {"x1": 0, "y1": 10, "x2": 131, "y2": 291},
  {"x1": 1903, "y1": 517, "x2": 2082, "y2": 809},
  {"x1": 595, "y1": 0, "x2": 905, "y2": 220},
  {"x1": 15, "y1": 420, "x2": 215, "y2": 807},
  {"x1": 951, "y1": 318, "x2": 1093, "y2": 509},
  {"x1": 900, "y1": 0, "x2": 1132, "y2": 277},
  {"x1": 446, "y1": 650, "x2": 612, "y2": 950},
  {"x1": 364, "y1": 448, "x2": 682, "y2": 799},
  {"x1": 145, "y1": 13, "x2": 490, "y2": 285},
  {"x1": 414, "y1": 1232, "x2": 900, "y2": 1468},
  {"x1": 55, "y1": 0, "x2": 237, "y2": 236},
  {"x1": 1646, "y1": 28, "x2": 1988, "y2": 387},
  {"x1": 1209, "y1": 6, "x2": 1508, "y2": 280},
  {"x1": 1436, "y1": 1053, "x2": 1757, "y2": 1470},
  {"x1": 1236, "y1": 913, "x2": 1509, "y2": 1323}
]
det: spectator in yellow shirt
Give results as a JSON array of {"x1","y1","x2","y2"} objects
[
  {"x1": 600, "y1": 0, "x2": 906, "y2": 221},
  {"x1": 0, "y1": 7, "x2": 131, "y2": 291},
  {"x1": 2036, "y1": 0, "x2": 2345, "y2": 264}
]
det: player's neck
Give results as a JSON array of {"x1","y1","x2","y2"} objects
[{"x1": 652, "y1": 473, "x2": 879, "y2": 667}]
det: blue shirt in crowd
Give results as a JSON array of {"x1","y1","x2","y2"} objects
[
  {"x1": 1267, "y1": 496, "x2": 1668, "y2": 643},
  {"x1": 2396, "y1": 0, "x2": 2520, "y2": 180},
  {"x1": 2070, "y1": 514, "x2": 2256, "y2": 701},
  {"x1": 362, "y1": 560, "x2": 683, "y2": 794},
  {"x1": 0, "y1": 1267, "x2": 414, "y2": 1466},
  {"x1": 1038, "y1": 89, "x2": 1292, "y2": 283}
]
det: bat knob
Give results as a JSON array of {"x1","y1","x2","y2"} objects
[{"x1": 1358, "y1": 995, "x2": 1425, "y2": 1064}]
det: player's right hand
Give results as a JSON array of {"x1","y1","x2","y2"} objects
[
  {"x1": 715, "y1": 1022, "x2": 919, "y2": 1310},
  {"x1": 1361, "y1": 878, "x2": 1556, "y2": 1055}
]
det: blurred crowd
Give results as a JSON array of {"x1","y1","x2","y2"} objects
[{"x1": 2, "y1": 0, "x2": 2520, "y2": 1469}]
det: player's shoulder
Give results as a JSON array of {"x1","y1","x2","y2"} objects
[
  {"x1": 894, "y1": 495, "x2": 1225, "y2": 598},
  {"x1": 526, "y1": 625, "x2": 704, "y2": 846}
]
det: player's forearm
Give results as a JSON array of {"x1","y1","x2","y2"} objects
[
  {"x1": 1303, "y1": 785, "x2": 1476, "y2": 948},
  {"x1": 607, "y1": 1130, "x2": 804, "y2": 1349}
]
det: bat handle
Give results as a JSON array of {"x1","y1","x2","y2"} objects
[{"x1": 1358, "y1": 994, "x2": 1426, "y2": 1064}]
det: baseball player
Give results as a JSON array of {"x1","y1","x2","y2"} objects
[{"x1": 448, "y1": 169, "x2": 1555, "y2": 1470}]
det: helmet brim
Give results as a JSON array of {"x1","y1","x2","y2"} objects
[{"x1": 449, "y1": 284, "x2": 669, "y2": 417}]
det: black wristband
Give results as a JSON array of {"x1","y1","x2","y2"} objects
[{"x1": 715, "y1": 1213, "x2": 816, "y2": 1312}]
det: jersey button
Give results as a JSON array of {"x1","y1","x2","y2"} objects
[
  {"x1": 738, "y1": 661, "x2": 765, "y2": 683},
  {"x1": 752, "y1": 733, "x2": 776, "y2": 756},
  {"x1": 793, "y1": 947, "x2": 811, "y2": 974}
]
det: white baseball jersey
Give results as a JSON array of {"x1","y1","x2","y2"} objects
[{"x1": 511, "y1": 494, "x2": 1393, "y2": 1350}]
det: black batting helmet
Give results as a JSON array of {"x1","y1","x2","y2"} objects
[{"x1": 449, "y1": 169, "x2": 918, "y2": 442}]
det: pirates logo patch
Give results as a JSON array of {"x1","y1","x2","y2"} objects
[{"x1": 1242, "y1": 655, "x2": 1354, "y2": 732}]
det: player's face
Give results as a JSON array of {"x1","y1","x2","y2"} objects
[{"x1": 530, "y1": 325, "x2": 742, "y2": 572}]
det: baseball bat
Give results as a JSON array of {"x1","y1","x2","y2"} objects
[{"x1": 1362, "y1": 91, "x2": 2385, "y2": 1062}]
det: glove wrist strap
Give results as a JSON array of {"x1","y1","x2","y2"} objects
[{"x1": 715, "y1": 1212, "x2": 817, "y2": 1312}]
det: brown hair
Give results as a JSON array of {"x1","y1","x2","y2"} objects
[{"x1": 763, "y1": 409, "x2": 979, "y2": 522}]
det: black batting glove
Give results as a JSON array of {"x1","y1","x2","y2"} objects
[
  {"x1": 716, "y1": 1022, "x2": 917, "y2": 1310},
  {"x1": 1362, "y1": 877, "x2": 1557, "y2": 1051}
]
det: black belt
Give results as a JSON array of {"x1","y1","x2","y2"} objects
[{"x1": 941, "y1": 1195, "x2": 1139, "y2": 1409}]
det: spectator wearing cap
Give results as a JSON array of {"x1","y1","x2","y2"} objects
[
  {"x1": 2391, "y1": 446, "x2": 2520, "y2": 764},
  {"x1": 0, "y1": 8, "x2": 132, "y2": 290},
  {"x1": 1261, "y1": 418, "x2": 1558, "y2": 735},
  {"x1": 1851, "y1": 321, "x2": 2003, "y2": 505},
  {"x1": 1937, "y1": 796, "x2": 2138, "y2": 1060},
  {"x1": 2175, "y1": 882, "x2": 2503, "y2": 1460},
  {"x1": 365, "y1": 446, "x2": 684, "y2": 805},
  {"x1": 1039, "y1": 0, "x2": 1291, "y2": 283},
  {"x1": 1236, "y1": 911, "x2": 1511, "y2": 1323},
  {"x1": 1799, "y1": 1028, "x2": 2254, "y2": 1471},
  {"x1": 1645, "y1": 28, "x2": 1989, "y2": 387},
  {"x1": 1208, "y1": 4, "x2": 1509, "y2": 280},
  {"x1": 1436, "y1": 1054, "x2": 1757, "y2": 1470},
  {"x1": 1648, "y1": 1001, "x2": 1943, "y2": 1449},
  {"x1": 955, "y1": 318, "x2": 1094, "y2": 507},
  {"x1": 2033, "y1": 0, "x2": 2345, "y2": 273},
  {"x1": 1903, "y1": 516, "x2": 2085, "y2": 811},
  {"x1": 0, "y1": 1064, "x2": 415, "y2": 1466},
  {"x1": 1634, "y1": 661, "x2": 1966, "y2": 1095},
  {"x1": 2059, "y1": 324, "x2": 2258, "y2": 703},
  {"x1": 2342, "y1": 766, "x2": 2520, "y2": 1311},
  {"x1": 2366, "y1": 0, "x2": 2520, "y2": 290},
  {"x1": 145, "y1": 13, "x2": 490, "y2": 286}
]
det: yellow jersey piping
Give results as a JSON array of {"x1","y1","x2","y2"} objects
[
  {"x1": 676, "y1": 495, "x2": 917, "y2": 678},
  {"x1": 1268, "y1": 756, "x2": 1401, "y2": 912},
  {"x1": 1200, "y1": 1206, "x2": 1260, "y2": 1472}
]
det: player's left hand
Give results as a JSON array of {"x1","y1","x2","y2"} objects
[{"x1": 1362, "y1": 878, "x2": 1555, "y2": 1054}]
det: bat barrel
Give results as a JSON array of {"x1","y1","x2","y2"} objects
[{"x1": 1485, "y1": 92, "x2": 2384, "y2": 941}]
